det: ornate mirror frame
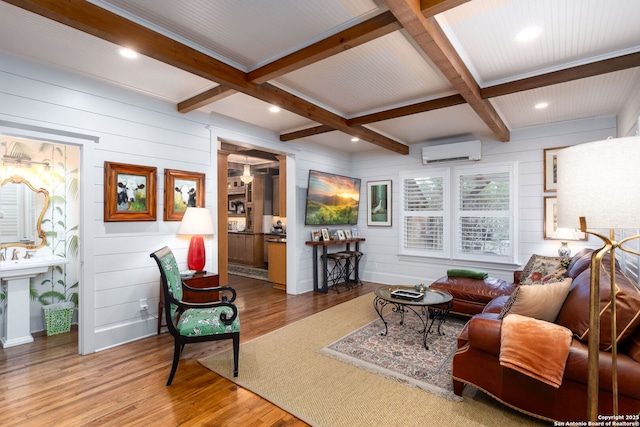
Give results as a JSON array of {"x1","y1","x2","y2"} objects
[{"x1": 0, "y1": 175, "x2": 50, "y2": 250}]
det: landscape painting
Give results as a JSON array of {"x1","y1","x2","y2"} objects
[{"x1": 304, "y1": 170, "x2": 361, "y2": 225}]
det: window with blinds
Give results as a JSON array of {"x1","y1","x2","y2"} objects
[
  {"x1": 0, "y1": 182, "x2": 19, "y2": 242},
  {"x1": 400, "y1": 169, "x2": 449, "y2": 257},
  {"x1": 399, "y1": 163, "x2": 516, "y2": 263},
  {"x1": 455, "y1": 169, "x2": 513, "y2": 261}
]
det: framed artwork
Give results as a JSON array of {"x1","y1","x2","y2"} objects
[
  {"x1": 104, "y1": 161, "x2": 157, "y2": 222},
  {"x1": 311, "y1": 229, "x2": 321, "y2": 242},
  {"x1": 543, "y1": 147, "x2": 566, "y2": 192},
  {"x1": 336, "y1": 229, "x2": 346, "y2": 240},
  {"x1": 344, "y1": 229, "x2": 352, "y2": 239},
  {"x1": 367, "y1": 180, "x2": 391, "y2": 226},
  {"x1": 163, "y1": 169, "x2": 205, "y2": 221},
  {"x1": 544, "y1": 196, "x2": 587, "y2": 240},
  {"x1": 321, "y1": 228, "x2": 330, "y2": 241}
]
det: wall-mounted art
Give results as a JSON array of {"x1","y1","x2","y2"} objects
[
  {"x1": 104, "y1": 161, "x2": 157, "y2": 222},
  {"x1": 367, "y1": 180, "x2": 391, "y2": 226},
  {"x1": 543, "y1": 146, "x2": 566, "y2": 192},
  {"x1": 163, "y1": 169, "x2": 205, "y2": 221},
  {"x1": 543, "y1": 196, "x2": 587, "y2": 240}
]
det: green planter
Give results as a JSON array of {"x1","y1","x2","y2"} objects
[{"x1": 43, "y1": 302, "x2": 75, "y2": 336}]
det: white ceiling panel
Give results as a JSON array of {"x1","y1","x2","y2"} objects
[
  {"x1": 438, "y1": 0, "x2": 640, "y2": 85},
  {"x1": 365, "y1": 104, "x2": 493, "y2": 144},
  {"x1": 98, "y1": 0, "x2": 386, "y2": 70},
  {"x1": 203, "y1": 93, "x2": 318, "y2": 133},
  {"x1": 0, "y1": 2, "x2": 214, "y2": 102},
  {"x1": 2, "y1": 0, "x2": 640, "y2": 155},
  {"x1": 273, "y1": 31, "x2": 453, "y2": 116},
  {"x1": 492, "y1": 69, "x2": 640, "y2": 129}
]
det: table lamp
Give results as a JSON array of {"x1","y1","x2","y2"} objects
[
  {"x1": 177, "y1": 207, "x2": 215, "y2": 273},
  {"x1": 556, "y1": 136, "x2": 640, "y2": 421},
  {"x1": 552, "y1": 227, "x2": 579, "y2": 257}
]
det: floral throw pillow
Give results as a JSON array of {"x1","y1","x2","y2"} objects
[{"x1": 519, "y1": 255, "x2": 569, "y2": 285}]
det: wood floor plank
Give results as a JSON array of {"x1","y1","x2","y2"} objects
[{"x1": 0, "y1": 275, "x2": 380, "y2": 426}]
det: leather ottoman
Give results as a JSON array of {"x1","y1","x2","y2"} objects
[{"x1": 429, "y1": 275, "x2": 517, "y2": 317}]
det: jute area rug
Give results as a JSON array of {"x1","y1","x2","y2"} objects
[{"x1": 199, "y1": 293, "x2": 548, "y2": 427}]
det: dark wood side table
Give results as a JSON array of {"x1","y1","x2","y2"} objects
[{"x1": 157, "y1": 272, "x2": 219, "y2": 334}]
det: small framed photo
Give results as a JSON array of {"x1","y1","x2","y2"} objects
[
  {"x1": 336, "y1": 229, "x2": 346, "y2": 240},
  {"x1": 321, "y1": 228, "x2": 330, "y2": 241},
  {"x1": 104, "y1": 161, "x2": 157, "y2": 222},
  {"x1": 164, "y1": 169, "x2": 205, "y2": 221},
  {"x1": 544, "y1": 196, "x2": 587, "y2": 240},
  {"x1": 352, "y1": 228, "x2": 360, "y2": 238},
  {"x1": 344, "y1": 229, "x2": 352, "y2": 239},
  {"x1": 311, "y1": 229, "x2": 321, "y2": 242},
  {"x1": 543, "y1": 147, "x2": 566, "y2": 192},
  {"x1": 367, "y1": 180, "x2": 391, "y2": 226}
]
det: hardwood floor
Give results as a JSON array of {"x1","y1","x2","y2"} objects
[{"x1": 0, "y1": 276, "x2": 380, "y2": 426}]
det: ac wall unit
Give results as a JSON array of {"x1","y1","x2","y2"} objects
[{"x1": 422, "y1": 140, "x2": 481, "y2": 165}]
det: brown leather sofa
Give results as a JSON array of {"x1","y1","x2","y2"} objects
[{"x1": 451, "y1": 248, "x2": 640, "y2": 421}]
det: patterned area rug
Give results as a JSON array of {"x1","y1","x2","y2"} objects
[
  {"x1": 319, "y1": 309, "x2": 467, "y2": 402},
  {"x1": 228, "y1": 263, "x2": 268, "y2": 280}
]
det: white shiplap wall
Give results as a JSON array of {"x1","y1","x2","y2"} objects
[
  {"x1": 1, "y1": 52, "x2": 217, "y2": 352},
  {"x1": 351, "y1": 116, "x2": 615, "y2": 285}
]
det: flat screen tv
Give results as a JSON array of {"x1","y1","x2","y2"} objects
[{"x1": 304, "y1": 170, "x2": 361, "y2": 225}]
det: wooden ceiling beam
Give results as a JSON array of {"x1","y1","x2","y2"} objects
[
  {"x1": 384, "y1": 0, "x2": 510, "y2": 142},
  {"x1": 9, "y1": 0, "x2": 408, "y2": 154},
  {"x1": 177, "y1": 85, "x2": 236, "y2": 113},
  {"x1": 420, "y1": 0, "x2": 471, "y2": 17},
  {"x1": 482, "y1": 51, "x2": 640, "y2": 99},
  {"x1": 349, "y1": 94, "x2": 465, "y2": 125},
  {"x1": 280, "y1": 125, "x2": 335, "y2": 142},
  {"x1": 248, "y1": 11, "x2": 402, "y2": 84}
]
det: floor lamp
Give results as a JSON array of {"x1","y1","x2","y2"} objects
[{"x1": 556, "y1": 136, "x2": 640, "y2": 421}]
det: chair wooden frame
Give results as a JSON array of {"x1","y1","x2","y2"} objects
[{"x1": 150, "y1": 246, "x2": 239, "y2": 385}]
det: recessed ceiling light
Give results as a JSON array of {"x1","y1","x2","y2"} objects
[
  {"x1": 351, "y1": 137, "x2": 359, "y2": 142},
  {"x1": 515, "y1": 27, "x2": 543, "y2": 43},
  {"x1": 535, "y1": 102, "x2": 549, "y2": 109},
  {"x1": 119, "y1": 48, "x2": 138, "y2": 59},
  {"x1": 269, "y1": 106, "x2": 281, "y2": 113}
]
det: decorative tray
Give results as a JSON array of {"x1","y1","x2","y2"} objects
[{"x1": 390, "y1": 289, "x2": 424, "y2": 301}]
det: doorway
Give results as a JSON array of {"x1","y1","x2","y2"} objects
[
  {"x1": 0, "y1": 134, "x2": 81, "y2": 349},
  {"x1": 217, "y1": 140, "x2": 286, "y2": 287}
]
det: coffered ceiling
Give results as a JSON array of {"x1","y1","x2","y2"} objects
[{"x1": 1, "y1": 0, "x2": 639, "y2": 154}]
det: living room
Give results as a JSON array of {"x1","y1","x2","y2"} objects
[{"x1": 1, "y1": 0, "x2": 640, "y2": 425}]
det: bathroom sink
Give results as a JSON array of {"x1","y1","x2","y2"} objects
[{"x1": 0, "y1": 255, "x2": 68, "y2": 279}]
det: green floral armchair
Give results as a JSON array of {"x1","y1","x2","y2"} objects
[{"x1": 150, "y1": 246, "x2": 240, "y2": 385}]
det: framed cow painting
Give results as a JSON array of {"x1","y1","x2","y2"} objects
[
  {"x1": 104, "y1": 161, "x2": 157, "y2": 222},
  {"x1": 163, "y1": 169, "x2": 205, "y2": 221}
]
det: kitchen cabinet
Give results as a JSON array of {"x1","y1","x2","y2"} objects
[
  {"x1": 228, "y1": 232, "x2": 264, "y2": 267},
  {"x1": 268, "y1": 240, "x2": 286, "y2": 291},
  {"x1": 227, "y1": 175, "x2": 264, "y2": 232}
]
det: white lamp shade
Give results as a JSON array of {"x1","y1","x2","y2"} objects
[
  {"x1": 557, "y1": 136, "x2": 640, "y2": 230},
  {"x1": 553, "y1": 227, "x2": 579, "y2": 241},
  {"x1": 176, "y1": 207, "x2": 215, "y2": 236}
]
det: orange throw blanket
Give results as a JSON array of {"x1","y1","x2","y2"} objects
[{"x1": 499, "y1": 314, "x2": 572, "y2": 388}]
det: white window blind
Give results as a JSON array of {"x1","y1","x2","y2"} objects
[
  {"x1": 400, "y1": 169, "x2": 449, "y2": 257},
  {"x1": 455, "y1": 169, "x2": 512, "y2": 261},
  {"x1": 400, "y1": 163, "x2": 516, "y2": 263},
  {"x1": 0, "y1": 182, "x2": 19, "y2": 242}
]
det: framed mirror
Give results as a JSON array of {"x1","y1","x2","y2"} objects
[{"x1": 0, "y1": 175, "x2": 49, "y2": 250}]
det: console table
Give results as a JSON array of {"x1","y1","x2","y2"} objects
[{"x1": 305, "y1": 238, "x2": 365, "y2": 294}]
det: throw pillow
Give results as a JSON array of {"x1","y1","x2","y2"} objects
[
  {"x1": 520, "y1": 255, "x2": 569, "y2": 285},
  {"x1": 498, "y1": 277, "x2": 573, "y2": 322}
]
